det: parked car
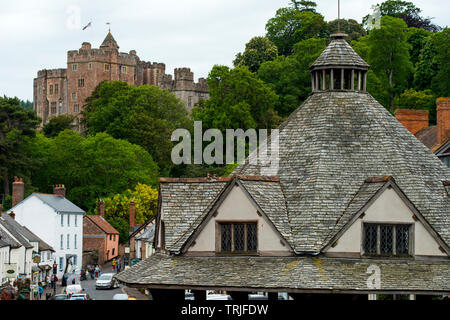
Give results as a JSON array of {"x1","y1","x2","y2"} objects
[
  {"x1": 248, "y1": 293, "x2": 268, "y2": 300},
  {"x1": 64, "y1": 284, "x2": 84, "y2": 296},
  {"x1": 206, "y1": 293, "x2": 232, "y2": 300},
  {"x1": 113, "y1": 293, "x2": 129, "y2": 300},
  {"x1": 51, "y1": 294, "x2": 69, "y2": 300},
  {"x1": 69, "y1": 293, "x2": 92, "y2": 300},
  {"x1": 95, "y1": 273, "x2": 119, "y2": 290}
]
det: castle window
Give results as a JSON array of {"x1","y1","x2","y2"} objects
[
  {"x1": 72, "y1": 64, "x2": 78, "y2": 71},
  {"x1": 363, "y1": 223, "x2": 411, "y2": 256},
  {"x1": 55, "y1": 84, "x2": 59, "y2": 94},
  {"x1": 74, "y1": 104, "x2": 80, "y2": 113},
  {"x1": 121, "y1": 66, "x2": 127, "y2": 73},
  {"x1": 78, "y1": 78, "x2": 84, "y2": 88},
  {"x1": 49, "y1": 84, "x2": 53, "y2": 95},
  {"x1": 59, "y1": 101, "x2": 63, "y2": 114},
  {"x1": 88, "y1": 63, "x2": 92, "y2": 70},
  {"x1": 50, "y1": 102, "x2": 57, "y2": 114},
  {"x1": 72, "y1": 92, "x2": 77, "y2": 101},
  {"x1": 218, "y1": 222, "x2": 257, "y2": 254},
  {"x1": 104, "y1": 64, "x2": 110, "y2": 72}
]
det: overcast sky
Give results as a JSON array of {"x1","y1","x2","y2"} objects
[{"x1": 1, "y1": 0, "x2": 448, "y2": 101}]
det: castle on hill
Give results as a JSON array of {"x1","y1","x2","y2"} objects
[{"x1": 33, "y1": 32, "x2": 209, "y2": 130}]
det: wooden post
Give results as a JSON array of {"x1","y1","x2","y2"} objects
[
  {"x1": 322, "y1": 69, "x2": 326, "y2": 90},
  {"x1": 341, "y1": 68, "x2": 345, "y2": 90},
  {"x1": 358, "y1": 71, "x2": 361, "y2": 91},
  {"x1": 363, "y1": 72, "x2": 367, "y2": 92},
  {"x1": 351, "y1": 69, "x2": 355, "y2": 90},
  {"x1": 330, "y1": 69, "x2": 334, "y2": 90},
  {"x1": 316, "y1": 72, "x2": 319, "y2": 90}
]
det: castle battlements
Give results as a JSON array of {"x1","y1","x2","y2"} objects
[{"x1": 34, "y1": 31, "x2": 209, "y2": 130}]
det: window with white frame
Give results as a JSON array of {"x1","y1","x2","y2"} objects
[
  {"x1": 72, "y1": 64, "x2": 78, "y2": 71},
  {"x1": 61, "y1": 214, "x2": 64, "y2": 226},
  {"x1": 67, "y1": 214, "x2": 70, "y2": 226},
  {"x1": 75, "y1": 215, "x2": 77, "y2": 227},
  {"x1": 67, "y1": 234, "x2": 70, "y2": 249},
  {"x1": 74, "y1": 234, "x2": 77, "y2": 249},
  {"x1": 60, "y1": 234, "x2": 63, "y2": 249},
  {"x1": 363, "y1": 223, "x2": 411, "y2": 256}
]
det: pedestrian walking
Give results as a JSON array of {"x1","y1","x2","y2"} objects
[
  {"x1": 38, "y1": 283, "x2": 44, "y2": 300},
  {"x1": 90, "y1": 266, "x2": 95, "y2": 279},
  {"x1": 117, "y1": 258, "x2": 121, "y2": 273},
  {"x1": 61, "y1": 274, "x2": 67, "y2": 287},
  {"x1": 112, "y1": 258, "x2": 116, "y2": 271},
  {"x1": 72, "y1": 277, "x2": 76, "y2": 284},
  {"x1": 94, "y1": 265, "x2": 99, "y2": 278}
]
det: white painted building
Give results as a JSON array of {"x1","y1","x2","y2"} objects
[
  {"x1": 0, "y1": 214, "x2": 34, "y2": 280},
  {"x1": 8, "y1": 191, "x2": 85, "y2": 278}
]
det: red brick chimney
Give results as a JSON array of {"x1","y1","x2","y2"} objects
[
  {"x1": 98, "y1": 200, "x2": 105, "y2": 218},
  {"x1": 12, "y1": 177, "x2": 24, "y2": 207},
  {"x1": 54, "y1": 184, "x2": 66, "y2": 197},
  {"x1": 129, "y1": 200, "x2": 135, "y2": 231},
  {"x1": 395, "y1": 109, "x2": 429, "y2": 135},
  {"x1": 437, "y1": 97, "x2": 450, "y2": 146},
  {"x1": 9, "y1": 211, "x2": 15, "y2": 220}
]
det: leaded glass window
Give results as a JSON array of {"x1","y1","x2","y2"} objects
[
  {"x1": 363, "y1": 223, "x2": 411, "y2": 256},
  {"x1": 219, "y1": 222, "x2": 257, "y2": 254}
]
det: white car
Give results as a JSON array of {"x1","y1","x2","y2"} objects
[
  {"x1": 206, "y1": 293, "x2": 232, "y2": 300},
  {"x1": 95, "y1": 273, "x2": 119, "y2": 290},
  {"x1": 65, "y1": 284, "x2": 84, "y2": 296},
  {"x1": 113, "y1": 293, "x2": 129, "y2": 300}
]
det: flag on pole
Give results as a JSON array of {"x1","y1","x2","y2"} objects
[{"x1": 82, "y1": 21, "x2": 92, "y2": 30}]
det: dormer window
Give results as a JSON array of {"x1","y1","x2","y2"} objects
[
  {"x1": 218, "y1": 222, "x2": 257, "y2": 254},
  {"x1": 363, "y1": 223, "x2": 411, "y2": 256}
]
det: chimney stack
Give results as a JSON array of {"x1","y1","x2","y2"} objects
[
  {"x1": 12, "y1": 177, "x2": 24, "y2": 207},
  {"x1": 437, "y1": 97, "x2": 450, "y2": 146},
  {"x1": 54, "y1": 184, "x2": 66, "y2": 197},
  {"x1": 129, "y1": 200, "x2": 135, "y2": 231},
  {"x1": 98, "y1": 200, "x2": 105, "y2": 218},
  {"x1": 9, "y1": 211, "x2": 15, "y2": 220},
  {"x1": 394, "y1": 109, "x2": 429, "y2": 135}
]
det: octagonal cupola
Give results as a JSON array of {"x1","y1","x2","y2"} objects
[{"x1": 310, "y1": 33, "x2": 370, "y2": 92}]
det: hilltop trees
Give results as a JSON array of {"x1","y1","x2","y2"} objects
[
  {"x1": 233, "y1": 36, "x2": 278, "y2": 72},
  {"x1": 82, "y1": 81, "x2": 192, "y2": 176},
  {"x1": 0, "y1": 96, "x2": 40, "y2": 196}
]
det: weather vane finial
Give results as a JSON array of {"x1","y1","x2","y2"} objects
[
  {"x1": 338, "y1": 0, "x2": 341, "y2": 33},
  {"x1": 106, "y1": 22, "x2": 111, "y2": 32}
]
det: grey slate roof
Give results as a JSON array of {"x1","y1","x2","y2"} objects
[
  {"x1": 0, "y1": 238, "x2": 10, "y2": 248},
  {"x1": 310, "y1": 34, "x2": 370, "y2": 70},
  {"x1": 0, "y1": 214, "x2": 33, "y2": 249},
  {"x1": 115, "y1": 253, "x2": 450, "y2": 293},
  {"x1": 32, "y1": 193, "x2": 85, "y2": 214},
  {"x1": 136, "y1": 224, "x2": 155, "y2": 242},
  {"x1": 23, "y1": 226, "x2": 55, "y2": 252},
  {"x1": 234, "y1": 91, "x2": 450, "y2": 252},
  {"x1": 161, "y1": 180, "x2": 228, "y2": 252}
]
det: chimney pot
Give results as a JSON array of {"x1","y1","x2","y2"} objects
[
  {"x1": 437, "y1": 97, "x2": 450, "y2": 146},
  {"x1": 9, "y1": 211, "x2": 15, "y2": 220},
  {"x1": 54, "y1": 184, "x2": 66, "y2": 197},
  {"x1": 129, "y1": 200, "x2": 136, "y2": 231},
  {"x1": 12, "y1": 177, "x2": 25, "y2": 207},
  {"x1": 394, "y1": 109, "x2": 429, "y2": 135},
  {"x1": 98, "y1": 200, "x2": 105, "y2": 218}
]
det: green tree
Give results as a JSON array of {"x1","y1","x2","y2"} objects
[
  {"x1": 102, "y1": 183, "x2": 158, "y2": 243},
  {"x1": 192, "y1": 65, "x2": 280, "y2": 131},
  {"x1": 327, "y1": 19, "x2": 367, "y2": 42},
  {"x1": 233, "y1": 36, "x2": 278, "y2": 72},
  {"x1": 265, "y1": 8, "x2": 327, "y2": 56},
  {"x1": 42, "y1": 114, "x2": 76, "y2": 138},
  {"x1": 367, "y1": 16, "x2": 413, "y2": 112},
  {"x1": 431, "y1": 29, "x2": 450, "y2": 97},
  {"x1": 28, "y1": 130, "x2": 159, "y2": 211},
  {"x1": 82, "y1": 81, "x2": 192, "y2": 176},
  {"x1": 289, "y1": 1, "x2": 317, "y2": 12},
  {"x1": 413, "y1": 33, "x2": 439, "y2": 91},
  {"x1": 258, "y1": 37, "x2": 326, "y2": 117},
  {"x1": 406, "y1": 27, "x2": 431, "y2": 66},
  {"x1": 363, "y1": 1, "x2": 440, "y2": 32},
  {"x1": 0, "y1": 96, "x2": 40, "y2": 196}
]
